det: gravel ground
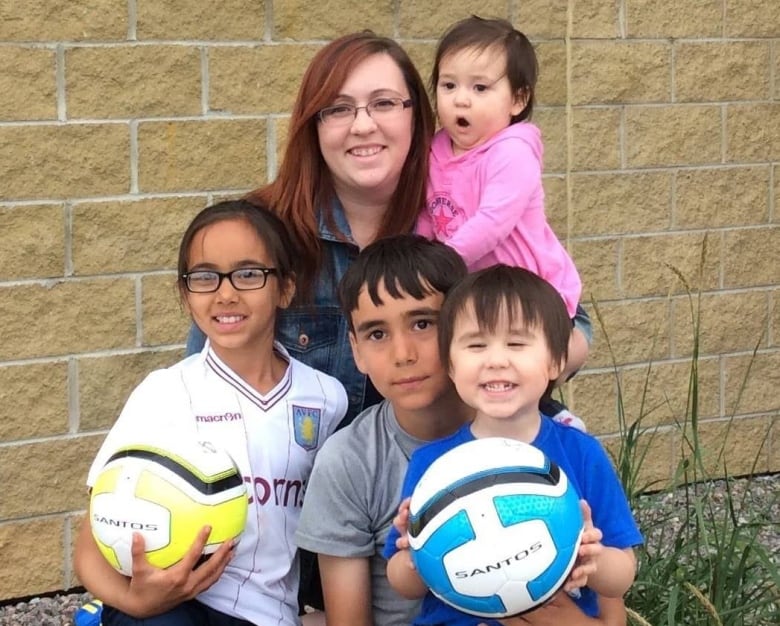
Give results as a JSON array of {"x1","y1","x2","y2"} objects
[{"x1": 1, "y1": 474, "x2": 777, "y2": 626}]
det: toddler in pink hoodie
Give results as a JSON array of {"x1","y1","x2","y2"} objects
[{"x1": 417, "y1": 16, "x2": 590, "y2": 392}]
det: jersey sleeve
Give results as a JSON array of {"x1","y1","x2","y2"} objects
[
  {"x1": 296, "y1": 434, "x2": 377, "y2": 558},
  {"x1": 86, "y1": 369, "x2": 193, "y2": 487},
  {"x1": 444, "y1": 139, "x2": 542, "y2": 266},
  {"x1": 317, "y1": 372, "x2": 348, "y2": 439}
]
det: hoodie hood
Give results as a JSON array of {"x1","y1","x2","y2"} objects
[{"x1": 431, "y1": 122, "x2": 543, "y2": 166}]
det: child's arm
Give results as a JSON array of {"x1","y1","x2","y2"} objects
[
  {"x1": 564, "y1": 501, "x2": 637, "y2": 598},
  {"x1": 444, "y1": 138, "x2": 542, "y2": 265},
  {"x1": 582, "y1": 546, "x2": 637, "y2": 599},
  {"x1": 385, "y1": 498, "x2": 428, "y2": 599},
  {"x1": 74, "y1": 515, "x2": 233, "y2": 617},
  {"x1": 317, "y1": 554, "x2": 373, "y2": 626}
]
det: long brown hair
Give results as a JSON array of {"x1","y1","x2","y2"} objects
[{"x1": 247, "y1": 32, "x2": 435, "y2": 299}]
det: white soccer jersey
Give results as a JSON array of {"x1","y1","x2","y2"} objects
[{"x1": 87, "y1": 342, "x2": 348, "y2": 626}]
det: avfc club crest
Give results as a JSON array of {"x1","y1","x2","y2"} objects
[{"x1": 292, "y1": 405, "x2": 321, "y2": 450}]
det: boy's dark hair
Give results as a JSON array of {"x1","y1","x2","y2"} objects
[
  {"x1": 338, "y1": 235, "x2": 468, "y2": 332},
  {"x1": 432, "y1": 15, "x2": 538, "y2": 123},
  {"x1": 438, "y1": 265, "x2": 571, "y2": 388},
  {"x1": 176, "y1": 199, "x2": 298, "y2": 303}
]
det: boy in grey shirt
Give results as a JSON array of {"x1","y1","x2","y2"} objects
[{"x1": 297, "y1": 235, "x2": 471, "y2": 626}]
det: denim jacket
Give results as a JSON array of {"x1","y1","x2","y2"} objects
[{"x1": 185, "y1": 201, "x2": 380, "y2": 425}]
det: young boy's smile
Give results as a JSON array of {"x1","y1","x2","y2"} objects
[{"x1": 348, "y1": 280, "x2": 455, "y2": 425}]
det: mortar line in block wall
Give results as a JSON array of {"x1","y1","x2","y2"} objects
[
  {"x1": 264, "y1": 0, "x2": 273, "y2": 41},
  {"x1": 56, "y1": 44, "x2": 66, "y2": 121},
  {"x1": 565, "y1": 0, "x2": 574, "y2": 408},
  {"x1": 128, "y1": 0, "x2": 137, "y2": 41},
  {"x1": 564, "y1": 0, "x2": 573, "y2": 250},
  {"x1": 0, "y1": 345, "x2": 183, "y2": 369},
  {"x1": 64, "y1": 201, "x2": 73, "y2": 277},
  {"x1": 62, "y1": 517, "x2": 74, "y2": 590},
  {"x1": 129, "y1": 119, "x2": 139, "y2": 194},
  {"x1": 135, "y1": 276, "x2": 144, "y2": 347},
  {"x1": 67, "y1": 357, "x2": 79, "y2": 434},
  {"x1": 0, "y1": 114, "x2": 268, "y2": 127},
  {"x1": 200, "y1": 46, "x2": 210, "y2": 115}
]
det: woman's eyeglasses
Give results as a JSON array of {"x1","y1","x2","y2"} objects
[{"x1": 317, "y1": 98, "x2": 413, "y2": 126}]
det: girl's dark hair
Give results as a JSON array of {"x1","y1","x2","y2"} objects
[
  {"x1": 431, "y1": 15, "x2": 538, "y2": 123},
  {"x1": 338, "y1": 235, "x2": 468, "y2": 332},
  {"x1": 247, "y1": 31, "x2": 436, "y2": 300},
  {"x1": 438, "y1": 265, "x2": 571, "y2": 389},
  {"x1": 176, "y1": 199, "x2": 297, "y2": 302}
]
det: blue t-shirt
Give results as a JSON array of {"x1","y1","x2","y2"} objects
[{"x1": 384, "y1": 419, "x2": 643, "y2": 625}]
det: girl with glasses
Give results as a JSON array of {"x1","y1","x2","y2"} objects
[{"x1": 74, "y1": 200, "x2": 348, "y2": 626}]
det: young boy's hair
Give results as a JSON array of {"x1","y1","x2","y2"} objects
[
  {"x1": 431, "y1": 15, "x2": 538, "y2": 123},
  {"x1": 338, "y1": 234, "x2": 468, "y2": 332},
  {"x1": 438, "y1": 265, "x2": 572, "y2": 379}
]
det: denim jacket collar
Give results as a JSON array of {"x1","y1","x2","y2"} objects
[{"x1": 317, "y1": 198, "x2": 356, "y2": 244}]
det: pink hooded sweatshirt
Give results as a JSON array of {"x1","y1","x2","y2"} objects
[{"x1": 416, "y1": 122, "x2": 581, "y2": 317}]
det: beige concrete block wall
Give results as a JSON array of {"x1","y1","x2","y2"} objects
[{"x1": 0, "y1": 0, "x2": 777, "y2": 599}]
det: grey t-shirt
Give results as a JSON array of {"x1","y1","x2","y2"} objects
[{"x1": 296, "y1": 400, "x2": 425, "y2": 626}]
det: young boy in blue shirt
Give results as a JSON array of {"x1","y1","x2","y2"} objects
[{"x1": 385, "y1": 265, "x2": 642, "y2": 625}]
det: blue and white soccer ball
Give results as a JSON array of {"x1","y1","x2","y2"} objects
[{"x1": 407, "y1": 437, "x2": 584, "y2": 618}]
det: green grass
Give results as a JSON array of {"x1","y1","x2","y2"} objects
[{"x1": 589, "y1": 270, "x2": 780, "y2": 625}]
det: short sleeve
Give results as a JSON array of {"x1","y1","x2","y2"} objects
[
  {"x1": 86, "y1": 369, "x2": 195, "y2": 487},
  {"x1": 580, "y1": 441, "x2": 643, "y2": 550}
]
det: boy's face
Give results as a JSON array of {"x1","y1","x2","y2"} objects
[
  {"x1": 349, "y1": 280, "x2": 453, "y2": 419},
  {"x1": 448, "y1": 303, "x2": 561, "y2": 421}
]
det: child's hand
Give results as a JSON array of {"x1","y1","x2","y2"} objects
[
  {"x1": 564, "y1": 500, "x2": 603, "y2": 592},
  {"x1": 393, "y1": 497, "x2": 413, "y2": 552},
  {"x1": 125, "y1": 526, "x2": 235, "y2": 616}
]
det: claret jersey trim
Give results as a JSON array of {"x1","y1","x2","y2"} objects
[{"x1": 206, "y1": 346, "x2": 292, "y2": 412}]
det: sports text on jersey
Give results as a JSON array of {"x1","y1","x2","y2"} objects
[
  {"x1": 244, "y1": 474, "x2": 306, "y2": 508},
  {"x1": 195, "y1": 412, "x2": 243, "y2": 422}
]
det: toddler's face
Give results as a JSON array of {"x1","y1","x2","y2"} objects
[
  {"x1": 435, "y1": 45, "x2": 525, "y2": 155},
  {"x1": 448, "y1": 302, "x2": 561, "y2": 422}
]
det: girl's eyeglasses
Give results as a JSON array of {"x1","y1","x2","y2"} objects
[{"x1": 181, "y1": 267, "x2": 277, "y2": 293}]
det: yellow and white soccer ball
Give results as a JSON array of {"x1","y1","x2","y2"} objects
[{"x1": 89, "y1": 438, "x2": 248, "y2": 576}]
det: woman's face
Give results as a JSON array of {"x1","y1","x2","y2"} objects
[{"x1": 316, "y1": 52, "x2": 414, "y2": 205}]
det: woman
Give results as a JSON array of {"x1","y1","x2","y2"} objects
[{"x1": 186, "y1": 31, "x2": 435, "y2": 426}]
